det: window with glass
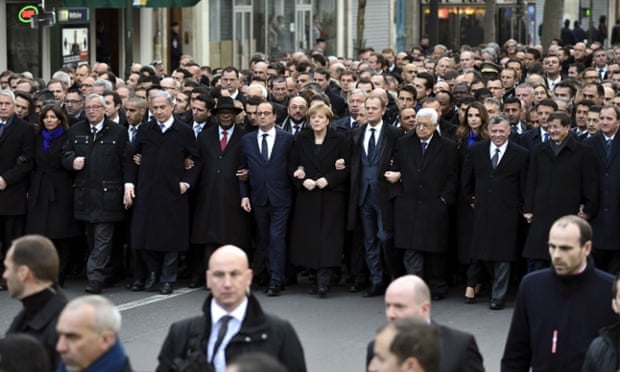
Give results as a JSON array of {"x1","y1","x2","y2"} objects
[{"x1": 7, "y1": 3, "x2": 41, "y2": 77}]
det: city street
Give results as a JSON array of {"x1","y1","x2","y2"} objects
[{"x1": 0, "y1": 278, "x2": 513, "y2": 371}]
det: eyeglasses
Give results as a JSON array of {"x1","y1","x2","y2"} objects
[
  {"x1": 256, "y1": 111, "x2": 273, "y2": 116},
  {"x1": 81, "y1": 84, "x2": 93, "y2": 88},
  {"x1": 85, "y1": 105, "x2": 103, "y2": 111}
]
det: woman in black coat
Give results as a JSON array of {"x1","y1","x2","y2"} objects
[
  {"x1": 26, "y1": 104, "x2": 81, "y2": 283},
  {"x1": 455, "y1": 102, "x2": 489, "y2": 303},
  {"x1": 288, "y1": 103, "x2": 350, "y2": 297}
]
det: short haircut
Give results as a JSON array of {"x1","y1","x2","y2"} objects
[
  {"x1": 102, "y1": 90, "x2": 121, "y2": 107},
  {"x1": 63, "y1": 295, "x2": 122, "y2": 334},
  {"x1": 308, "y1": 103, "x2": 333, "y2": 122},
  {"x1": 488, "y1": 114, "x2": 510, "y2": 127},
  {"x1": 228, "y1": 352, "x2": 287, "y2": 372},
  {"x1": 150, "y1": 91, "x2": 174, "y2": 105},
  {"x1": 537, "y1": 98, "x2": 558, "y2": 111},
  {"x1": 366, "y1": 93, "x2": 386, "y2": 108},
  {"x1": 547, "y1": 111, "x2": 571, "y2": 127},
  {"x1": 0, "y1": 333, "x2": 50, "y2": 372},
  {"x1": 503, "y1": 96, "x2": 522, "y2": 107},
  {"x1": 397, "y1": 85, "x2": 417, "y2": 100},
  {"x1": 552, "y1": 215, "x2": 593, "y2": 246},
  {"x1": 10, "y1": 235, "x2": 59, "y2": 283},
  {"x1": 376, "y1": 318, "x2": 441, "y2": 372},
  {"x1": 416, "y1": 107, "x2": 438, "y2": 124}
]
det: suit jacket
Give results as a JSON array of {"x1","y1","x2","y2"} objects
[
  {"x1": 0, "y1": 114, "x2": 34, "y2": 215},
  {"x1": 347, "y1": 124, "x2": 403, "y2": 231},
  {"x1": 392, "y1": 132, "x2": 458, "y2": 252},
  {"x1": 125, "y1": 118, "x2": 200, "y2": 252},
  {"x1": 462, "y1": 140, "x2": 529, "y2": 262},
  {"x1": 325, "y1": 88, "x2": 347, "y2": 119},
  {"x1": 280, "y1": 116, "x2": 308, "y2": 136},
  {"x1": 523, "y1": 136, "x2": 599, "y2": 260},
  {"x1": 584, "y1": 133, "x2": 620, "y2": 252},
  {"x1": 366, "y1": 322, "x2": 485, "y2": 372},
  {"x1": 240, "y1": 127, "x2": 295, "y2": 208},
  {"x1": 518, "y1": 127, "x2": 543, "y2": 152},
  {"x1": 438, "y1": 118, "x2": 457, "y2": 141}
]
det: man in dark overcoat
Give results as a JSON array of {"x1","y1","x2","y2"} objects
[
  {"x1": 391, "y1": 107, "x2": 458, "y2": 300},
  {"x1": 584, "y1": 105, "x2": 620, "y2": 274},
  {"x1": 124, "y1": 91, "x2": 199, "y2": 295},
  {"x1": 462, "y1": 115, "x2": 529, "y2": 310},
  {"x1": 347, "y1": 94, "x2": 403, "y2": 297},
  {"x1": 62, "y1": 93, "x2": 128, "y2": 294},
  {"x1": 191, "y1": 97, "x2": 251, "y2": 274},
  {"x1": 522, "y1": 111, "x2": 599, "y2": 272}
]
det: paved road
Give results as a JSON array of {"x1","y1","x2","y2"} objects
[{"x1": 0, "y1": 278, "x2": 513, "y2": 371}]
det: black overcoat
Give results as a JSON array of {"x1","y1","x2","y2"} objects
[
  {"x1": 289, "y1": 128, "x2": 351, "y2": 269},
  {"x1": 522, "y1": 136, "x2": 599, "y2": 260},
  {"x1": 191, "y1": 124, "x2": 251, "y2": 249},
  {"x1": 26, "y1": 131, "x2": 81, "y2": 238},
  {"x1": 125, "y1": 119, "x2": 200, "y2": 252},
  {"x1": 462, "y1": 140, "x2": 530, "y2": 262},
  {"x1": 0, "y1": 114, "x2": 34, "y2": 215},
  {"x1": 393, "y1": 132, "x2": 458, "y2": 252}
]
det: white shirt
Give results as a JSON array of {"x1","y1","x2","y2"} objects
[
  {"x1": 89, "y1": 120, "x2": 104, "y2": 134},
  {"x1": 364, "y1": 121, "x2": 383, "y2": 155},
  {"x1": 158, "y1": 115, "x2": 175, "y2": 132},
  {"x1": 257, "y1": 126, "x2": 277, "y2": 159},
  {"x1": 127, "y1": 123, "x2": 140, "y2": 143},
  {"x1": 489, "y1": 141, "x2": 508, "y2": 165},
  {"x1": 539, "y1": 127, "x2": 550, "y2": 142},
  {"x1": 219, "y1": 125, "x2": 235, "y2": 142},
  {"x1": 208, "y1": 298, "x2": 248, "y2": 372}
]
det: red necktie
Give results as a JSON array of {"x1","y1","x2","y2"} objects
[{"x1": 220, "y1": 130, "x2": 228, "y2": 151}]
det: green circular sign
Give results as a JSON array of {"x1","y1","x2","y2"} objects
[{"x1": 18, "y1": 5, "x2": 39, "y2": 24}]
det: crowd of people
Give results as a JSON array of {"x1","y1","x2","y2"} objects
[{"x1": 2, "y1": 31, "x2": 620, "y2": 370}]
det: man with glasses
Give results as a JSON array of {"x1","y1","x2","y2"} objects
[
  {"x1": 63, "y1": 88, "x2": 85, "y2": 125},
  {"x1": 62, "y1": 94, "x2": 129, "y2": 294}
]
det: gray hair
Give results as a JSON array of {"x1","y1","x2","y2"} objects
[
  {"x1": 0, "y1": 90, "x2": 15, "y2": 103},
  {"x1": 85, "y1": 93, "x2": 105, "y2": 106},
  {"x1": 93, "y1": 79, "x2": 113, "y2": 91},
  {"x1": 52, "y1": 71, "x2": 71, "y2": 87},
  {"x1": 63, "y1": 295, "x2": 121, "y2": 334},
  {"x1": 247, "y1": 84, "x2": 268, "y2": 99},
  {"x1": 416, "y1": 107, "x2": 438, "y2": 124},
  {"x1": 151, "y1": 91, "x2": 174, "y2": 105}
]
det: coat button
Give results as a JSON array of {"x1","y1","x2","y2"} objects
[
  {"x1": 218, "y1": 156, "x2": 223, "y2": 159},
  {"x1": 216, "y1": 170, "x2": 220, "y2": 174},
  {"x1": 104, "y1": 188, "x2": 108, "y2": 191},
  {"x1": 244, "y1": 337, "x2": 251, "y2": 342},
  {"x1": 261, "y1": 333, "x2": 267, "y2": 340}
]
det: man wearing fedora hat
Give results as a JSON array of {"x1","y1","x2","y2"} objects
[
  {"x1": 189, "y1": 97, "x2": 253, "y2": 286},
  {"x1": 124, "y1": 91, "x2": 200, "y2": 295}
]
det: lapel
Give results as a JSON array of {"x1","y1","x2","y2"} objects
[
  {"x1": 421, "y1": 133, "x2": 440, "y2": 168},
  {"x1": 495, "y1": 141, "x2": 514, "y2": 172},
  {"x1": 608, "y1": 134, "x2": 620, "y2": 165},
  {"x1": 0, "y1": 115, "x2": 18, "y2": 145}
]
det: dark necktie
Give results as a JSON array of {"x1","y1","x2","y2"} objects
[
  {"x1": 368, "y1": 128, "x2": 376, "y2": 158},
  {"x1": 193, "y1": 124, "x2": 202, "y2": 138},
  {"x1": 220, "y1": 130, "x2": 228, "y2": 151},
  {"x1": 491, "y1": 147, "x2": 500, "y2": 170},
  {"x1": 293, "y1": 124, "x2": 300, "y2": 137},
  {"x1": 606, "y1": 138, "x2": 613, "y2": 160},
  {"x1": 421, "y1": 141, "x2": 428, "y2": 156},
  {"x1": 352, "y1": 120, "x2": 359, "y2": 129},
  {"x1": 543, "y1": 132, "x2": 550, "y2": 143},
  {"x1": 0, "y1": 121, "x2": 5, "y2": 138},
  {"x1": 211, "y1": 315, "x2": 233, "y2": 363},
  {"x1": 261, "y1": 133, "x2": 269, "y2": 161},
  {"x1": 90, "y1": 126, "x2": 97, "y2": 143},
  {"x1": 159, "y1": 123, "x2": 166, "y2": 133}
]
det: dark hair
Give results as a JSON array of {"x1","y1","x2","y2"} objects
[
  {"x1": 0, "y1": 333, "x2": 50, "y2": 372},
  {"x1": 10, "y1": 235, "x2": 59, "y2": 283},
  {"x1": 548, "y1": 111, "x2": 571, "y2": 127},
  {"x1": 38, "y1": 104, "x2": 69, "y2": 131},
  {"x1": 228, "y1": 352, "x2": 287, "y2": 372},
  {"x1": 377, "y1": 318, "x2": 441, "y2": 372},
  {"x1": 398, "y1": 85, "x2": 417, "y2": 100},
  {"x1": 552, "y1": 215, "x2": 593, "y2": 246},
  {"x1": 537, "y1": 99, "x2": 559, "y2": 111},
  {"x1": 503, "y1": 96, "x2": 522, "y2": 107}
]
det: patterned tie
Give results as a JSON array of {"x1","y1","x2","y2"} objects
[
  {"x1": 352, "y1": 120, "x2": 359, "y2": 129},
  {"x1": 210, "y1": 315, "x2": 233, "y2": 363},
  {"x1": 220, "y1": 129, "x2": 228, "y2": 151},
  {"x1": 421, "y1": 141, "x2": 428, "y2": 155},
  {"x1": 293, "y1": 125, "x2": 300, "y2": 137},
  {"x1": 261, "y1": 133, "x2": 269, "y2": 161},
  {"x1": 368, "y1": 128, "x2": 376, "y2": 158},
  {"x1": 129, "y1": 126, "x2": 137, "y2": 144},
  {"x1": 159, "y1": 123, "x2": 166, "y2": 133},
  {"x1": 90, "y1": 126, "x2": 97, "y2": 143},
  {"x1": 491, "y1": 147, "x2": 500, "y2": 170},
  {"x1": 193, "y1": 124, "x2": 202, "y2": 138}
]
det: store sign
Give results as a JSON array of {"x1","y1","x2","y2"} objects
[
  {"x1": 57, "y1": 8, "x2": 89, "y2": 22},
  {"x1": 18, "y1": 5, "x2": 39, "y2": 24}
]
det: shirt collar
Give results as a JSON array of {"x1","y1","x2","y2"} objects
[
  {"x1": 366, "y1": 120, "x2": 383, "y2": 134},
  {"x1": 159, "y1": 115, "x2": 175, "y2": 129},
  {"x1": 258, "y1": 126, "x2": 276, "y2": 138},
  {"x1": 210, "y1": 297, "x2": 248, "y2": 325}
]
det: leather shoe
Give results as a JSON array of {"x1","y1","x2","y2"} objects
[
  {"x1": 266, "y1": 282, "x2": 281, "y2": 297},
  {"x1": 490, "y1": 299, "x2": 505, "y2": 310},
  {"x1": 363, "y1": 284, "x2": 384, "y2": 297},
  {"x1": 318, "y1": 286, "x2": 328, "y2": 298},
  {"x1": 130, "y1": 281, "x2": 145, "y2": 292},
  {"x1": 349, "y1": 281, "x2": 364, "y2": 293},
  {"x1": 144, "y1": 272, "x2": 158, "y2": 291},
  {"x1": 464, "y1": 296, "x2": 476, "y2": 304},
  {"x1": 160, "y1": 282, "x2": 173, "y2": 295},
  {"x1": 85, "y1": 281, "x2": 103, "y2": 294}
]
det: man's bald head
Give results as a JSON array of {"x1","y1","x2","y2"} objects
[
  {"x1": 384, "y1": 275, "x2": 431, "y2": 322},
  {"x1": 207, "y1": 245, "x2": 253, "y2": 312}
]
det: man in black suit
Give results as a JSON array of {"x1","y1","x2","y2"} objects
[
  {"x1": 279, "y1": 96, "x2": 308, "y2": 137},
  {"x1": 124, "y1": 91, "x2": 200, "y2": 295},
  {"x1": 518, "y1": 99, "x2": 557, "y2": 152},
  {"x1": 239, "y1": 101, "x2": 294, "y2": 296},
  {"x1": 62, "y1": 93, "x2": 129, "y2": 294},
  {"x1": 422, "y1": 97, "x2": 456, "y2": 141},
  {"x1": 0, "y1": 90, "x2": 34, "y2": 290},
  {"x1": 333, "y1": 89, "x2": 366, "y2": 133},
  {"x1": 462, "y1": 115, "x2": 530, "y2": 310},
  {"x1": 366, "y1": 275, "x2": 484, "y2": 372},
  {"x1": 584, "y1": 105, "x2": 620, "y2": 274},
  {"x1": 348, "y1": 94, "x2": 403, "y2": 297},
  {"x1": 391, "y1": 108, "x2": 458, "y2": 299}
]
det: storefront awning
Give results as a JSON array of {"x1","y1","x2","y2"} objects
[{"x1": 61, "y1": 0, "x2": 200, "y2": 8}]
